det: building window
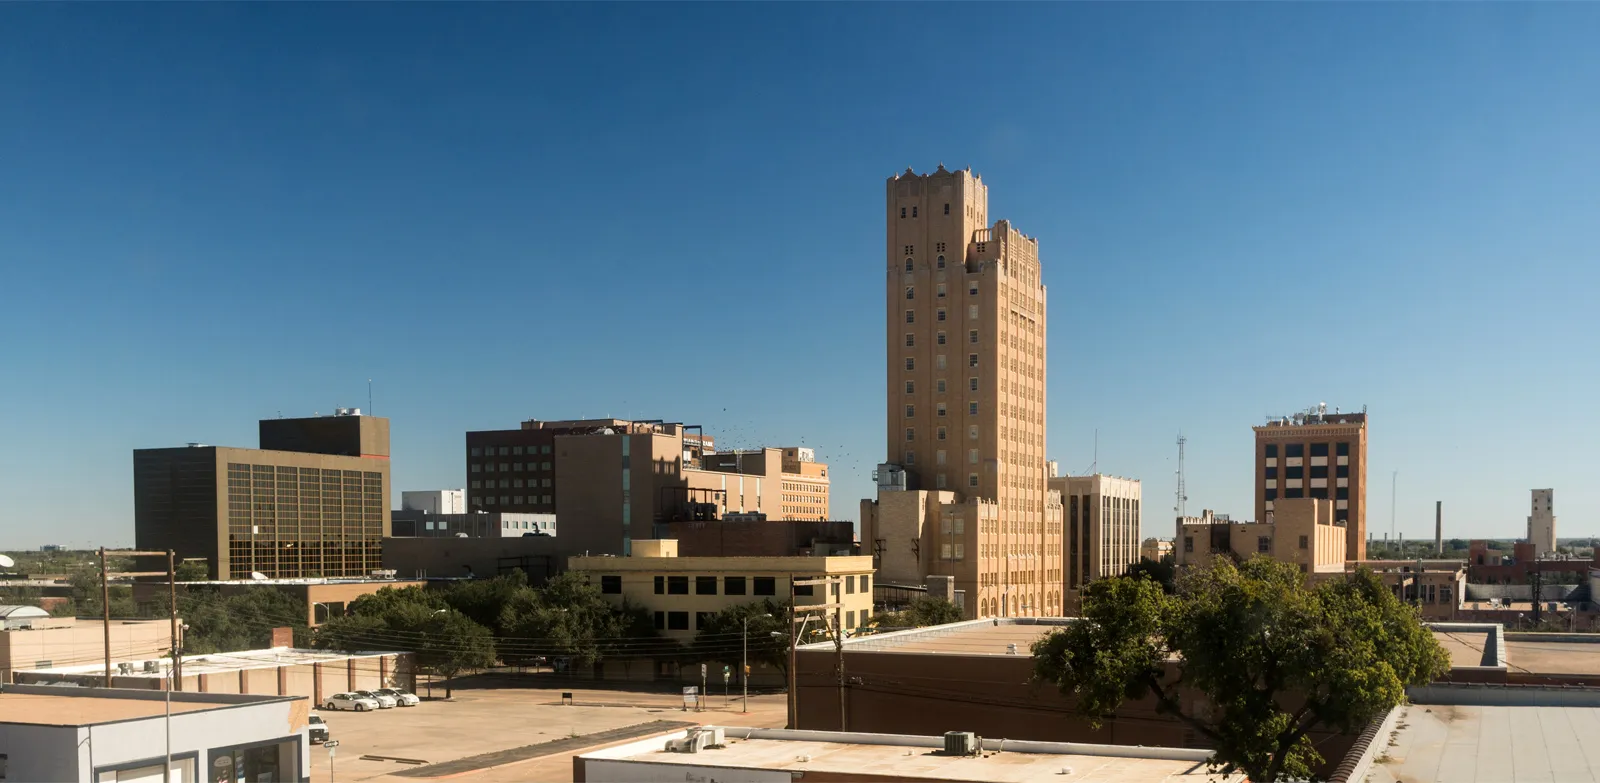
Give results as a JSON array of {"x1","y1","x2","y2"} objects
[
  {"x1": 1310, "y1": 487, "x2": 1329, "y2": 499},
  {"x1": 937, "y1": 427, "x2": 947, "y2": 441},
  {"x1": 470, "y1": 480, "x2": 481, "y2": 489},
  {"x1": 912, "y1": 206, "x2": 918, "y2": 217},
  {"x1": 936, "y1": 403, "x2": 946, "y2": 417},
  {"x1": 654, "y1": 611, "x2": 665, "y2": 630},
  {"x1": 1336, "y1": 464, "x2": 1349, "y2": 478},
  {"x1": 905, "y1": 381, "x2": 915, "y2": 394},
  {"x1": 969, "y1": 330, "x2": 978, "y2": 344},
  {"x1": 937, "y1": 255, "x2": 946, "y2": 269},
  {"x1": 905, "y1": 357, "x2": 915, "y2": 370},
  {"x1": 1265, "y1": 488, "x2": 1277, "y2": 501},
  {"x1": 1299, "y1": 535, "x2": 1309, "y2": 550},
  {"x1": 968, "y1": 474, "x2": 978, "y2": 487},
  {"x1": 968, "y1": 305, "x2": 979, "y2": 319},
  {"x1": 937, "y1": 309, "x2": 946, "y2": 321},
  {"x1": 1286, "y1": 466, "x2": 1304, "y2": 479},
  {"x1": 1264, "y1": 466, "x2": 1277, "y2": 479},
  {"x1": 754, "y1": 577, "x2": 776, "y2": 596},
  {"x1": 905, "y1": 405, "x2": 915, "y2": 418},
  {"x1": 969, "y1": 377, "x2": 978, "y2": 392},
  {"x1": 667, "y1": 612, "x2": 689, "y2": 631},
  {"x1": 953, "y1": 543, "x2": 964, "y2": 560},
  {"x1": 968, "y1": 354, "x2": 978, "y2": 367},
  {"x1": 937, "y1": 332, "x2": 946, "y2": 345},
  {"x1": 471, "y1": 464, "x2": 481, "y2": 473},
  {"x1": 968, "y1": 425, "x2": 978, "y2": 440},
  {"x1": 944, "y1": 203, "x2": 950, "y2": 215},
  {"x1": 905, "y1": 333, "x2": 915, "y2": 347},
  {"x1": 1337, "y1": 487, "x2": 1349, "y2": 500},
  {"x1": 968, "y1": 449, "x2": 978, "y2": 464},
  {"x1": 693, "y1": 576, "x2": 718, "y2": 595},
  {"x1": 936, "y1": 354, "x2": 946, "y2": 369},
  {"x1": 901, "y1": 207, "x2": 906, "y2": 218},
  {"x1": 905, "y1": 310, "x2": 915, "y2": 324},
  {"x1": 1258, "y1": 537, "x2": 1271, "y2": 553},
  {"x1": 1265, "y1": 444, "x2": 1278, "y2": 458},
  {"x1": 601, "y1": 575, "x2": 622, "y2": 594},
  {"x1": 904, "y1": 450, "x2": 915, "y2": 465},
  {"x1": 1311, "y1": 443, "x2": 1329, "y2": 457},
  {"x1": 936, "y1": 473, "x2": 947, "y2": 488},
  {"x1": 654, "y1": 576, "x2": 665, "y2": 594},
  {"x1": 725, "y1": 576, "x2": 746, "y2": 595},
  {"x1": 859, "y1": 574, "x2": 869, "y2": 593},
  {"x1": 936, "y1": 379, "x2": 946, "y2": 393},
  {"x1": 795, "y1": 583, "x2": 814, "y2": 597},
  {"x1": 1310, "y1": 465, "x2": 1329, "y2": 479},
  {"x1": 1184, "y1": 536, "x2": 1194, "y2": 553},
  {"x1": 969, "y1": 402, "x2": 978, "y2": 415},
  {"x1": 845, "y1": 577, "x2": 855, "y2": 594},
  {"x1": 905, "y1": 258, "x2": 913, "y2": 272},
  {"x1": 941, "y1": 544, "x2": 952, "y2": 559},
  {"x1": 1286, "y1": 444, "x2": 1305, "y2": 458},
  {"x1": 1337, "y1": 442, "x2": 1350, "y2": 457},
  {"x1": 905, "y1": 428, "x2": 915, "y2": 441},
  {"x1": 667, "y1": 576, "x2": 688, "y2": 595},
  {"x1": 906, "y1": 286, "x2": 915, "y2": 300},
  {"x1": 1286, "y1": 488, "x2": 1304, "y2": 499}
]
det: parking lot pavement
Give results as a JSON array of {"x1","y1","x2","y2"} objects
[{"x1": 307, "y1": 684, "x2": 790, "y2": 783}]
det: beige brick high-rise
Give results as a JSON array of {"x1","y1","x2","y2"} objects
[{"x1": 861, "y1": 166, "x2": 1062, "y2": 618}]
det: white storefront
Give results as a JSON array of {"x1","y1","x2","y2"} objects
[{"x1": 0, "y1": 685, "x2": 311, "y2": 783}]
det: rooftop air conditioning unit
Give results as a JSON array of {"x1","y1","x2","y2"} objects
[
  {"x1": 665, "y1": 730, "x2": 705, "y2": 754},
  {"x1": 143, "y1": 660, "x2": 160, "y2": 673},
  {"x1": 695, "y1": 727, "x2": 726, "y2": 748},
  {"x1": 117, "y1": 662, "x2": 134, "y2": 675},
  {"x1": 944, "y1": 731, "x2": 978, "y2": 756}
]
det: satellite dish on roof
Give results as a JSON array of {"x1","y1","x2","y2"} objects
[
  {"x1": 0, "y1": 555, "x2": 14, "y2": 568},
  {"x1": 250, "y1": 572, "x2": 268, "y2": 581}
]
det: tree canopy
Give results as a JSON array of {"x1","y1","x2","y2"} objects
[
  {"x1": 1124, "y1": 557, "x2": 1177, "y2": 594},
  {"x1": 872, "y1": 596, "x2": 964, "y2": 630},
  {"x1": 692, "y1": 599, "x2": 791, "y2": 677},
  {"x1": 1032, "y1": 559, "x2": 1449, "y2": 782}
]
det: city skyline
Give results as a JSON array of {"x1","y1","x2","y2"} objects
[{"x1": 4, "y1": 4, "x2": 1600, "y2": 547}]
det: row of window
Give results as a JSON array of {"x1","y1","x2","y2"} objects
[
  {"x1": 905, "y1": 305, "x2": 982, "y2": 324},
  {"x1": 905, "y1": 378, "x2": 981, "y2": 395},
  {"x1": 473, "y1": 478, "x2": 553, "y2": 489},
  {"x1": 472, "y1": 495, "x2": 552, "y2": 506},
  {"x1": 600, "y1": 573, "x2": 872, "y2": 597},
  {"x1": 1265, "y1": 465, "x2": 1350, "y2": 480},
  {"x1": 1265, "y1": 487, "x2": 1350, "y2": 501},
  {"x1": 472, "y1": 445, "x2": 554, "y2": 457},
  {"x1": 1264, "y1": 442, "x2": 1351, "y2": 458},
  {"x1": 898, "y1": 204, "x2": 954, "y2": 220},
  {"x1": 903, "y1": 330, "x2": 982, "y2": 347},
  {"x1": 470, "y1": 462, "x2": 554, "y2": 474},
  {"x1": 654, "y1": 608, "x2": 872, "y2": 632},
  {"x1": 903, "y1": 401, "x2": 981, "y2": 419}
]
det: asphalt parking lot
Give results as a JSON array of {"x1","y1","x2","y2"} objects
[{"x1": 306, "y1": 678, "x2": 789, "y2": 783}]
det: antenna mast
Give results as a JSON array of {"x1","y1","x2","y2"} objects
[{"x1": 1175, "y1": 433, "x2": 1188, "y2": 518}]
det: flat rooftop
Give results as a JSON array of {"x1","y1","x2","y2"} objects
[
  {"x1": 1372, "y1": 704, "x2": 1600, "y2": 782},
  {"x1": 804, "y1": 618, "x2": 1071, "y2": 655},
  {"x1": 583, "y1": 728, "x2": 1239, "y2": 782},
  {"x1": 19, "y1": 647, "x2": 396, "y2": 678},
  {"x1": 1504, "y1": 638, "x2": 1600, "y2": 676},
  {"x1": 1431, "y1": 627, "x2": 1498, "y2": 668},
  {"x1": 0, "y1": 691, "x2": 217, "y2": 726}
]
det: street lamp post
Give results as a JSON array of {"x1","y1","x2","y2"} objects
[{"x1": 742, "y1": 613, "x2": 771, "y2": 714}]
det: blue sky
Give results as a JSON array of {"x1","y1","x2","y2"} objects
[{"x1": 2, "y1": 4, "x2": 1597, "y2": 549}]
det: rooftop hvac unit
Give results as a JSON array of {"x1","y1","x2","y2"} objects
[
  {"x1": 117, "y1": 662, "x2": 134, "y2": 675},
  {"x1": 944, "y1": 731, "x2": 978, "y2": 756},
  {"x1": 143, "y1": 660, "x2": 160, "y2": 673},
  {"x1": 695, "y1": 727, "x2": 726, "y2": 748},
  {"x1": 665, "y1": 730, "x2": 705, "y2": 754}
]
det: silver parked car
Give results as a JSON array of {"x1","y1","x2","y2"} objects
[
  {"x1": 322, "y1": 692, "x2": 380, "y2": 712},
  {"x1": 377, "y1": 687, "x2": 420, "y2": 706}
]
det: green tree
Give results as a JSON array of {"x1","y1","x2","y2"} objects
[
  {"x1": 177, "y1": 587, "x2": 308, "y2": 654},
  {"x1": 874, "y1": 596, "x2": 964, "y2": 630},
  {"x1": 1032, "y1": 559, "x2": 1449, "y2": 782},
  {"x1": 442, "y1": 571, "x2": 530, "y2": 635},
  {"x1": 497, "y1": 572, "x2": 655, "y2": 669},
  {"x1": 692, "y1": 599, "x2": 790, "y2": 678},
  {"x1": 175, "y1": 559, "x2": 210, "y2": 582},
  {"x1": 1124, "y1": 557, "x2": 1177, "y2": 594},
  {"x1": 314, "y1": 586, "x2": 495, "y2": 698}
]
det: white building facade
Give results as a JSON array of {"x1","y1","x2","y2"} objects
[
  {"x1": 401, "y1": 489, "x2": 466, "y2": 514},
  {"x1": 1528, "y1": 488, "x2": 1557, "y2": 557}
]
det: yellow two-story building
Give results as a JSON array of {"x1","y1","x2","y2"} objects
[{"x1": 568, "y1": 540, "x2": 876, "y2": 642}]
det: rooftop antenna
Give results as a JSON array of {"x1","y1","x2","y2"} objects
[
  {"x1": 1391, "y1": 470, "x2": 1398, "y2": 543},
  {"x1": 368, "y1": 379, "x2": 373, "y2": 416},
  {"x1": 1175, "y1": 433, "x2": 1188, "y2": 518}
]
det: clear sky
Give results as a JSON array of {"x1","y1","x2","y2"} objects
[{"x1": 2, "y1": 4, "x2": 1597, "y2": 549}]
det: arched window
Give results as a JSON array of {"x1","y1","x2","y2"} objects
[{"x1": 904, "y1": 258, "x2": 913, "y2": 272}]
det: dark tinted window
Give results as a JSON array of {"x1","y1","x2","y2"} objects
[
  {"x1": 1310, "y1": 443, "x2": 1329, "y2": 457},
  {"x1": 1264, "y1": 466, "x2": 1277, "y2": 479},
  {"x1": 1286, "y1": 488, "x2": 1305, "y2": 499},
  {"x1": 1286, "y1": 466, "x2": 1304, "y2": 479},
  {"x1": 1337, "y1": 464, "x2": 1350, "y2": 478},
  {"x1": 1337, "y1": 487, "x2": 1349, "y2": 500},
  {"x1": 667, "y1": 612, "x2": 689, "y2": 631},
  {"x1": 1310, "y1": 465, "x2": 1328, "y2": 479},
  {"x1": 795, "y1": 583, "x2": 814, "y2": 596},
  {"x1": 753, "y1": 577, "x2": 776, "y2": 596},
  {"x1": 667, "y1": 576, "x2": 688, "y2": 595},
  {"x1": 1286, "y1": 443, "x2": 1305, "y2": 458},
  {"x1": 653, "y1": 576, "x2": 664, "y2": 594},
  {"x1": 724, "y1": 576, "x2": 746, "y2": 595},
  {"x1": 1264, "y1": 489, "x2": 1278, "y2": 501},
  {"x1": 1336, "y1": 442, "x2": 1350, "y2": 457},
  {"x1": 653, "y1": 611, "x2": 665, "y2": 630},
  {"x1": 1265, "y1": 444, "x2": 1278, "y2": 458},
  {"x1": 696, "y1": 576, "x2": 718, "y2": 595},
  {"x1": 601, "y1": 575, "x2": 621, "y2": 594},
  {"x1": 1310, "y1": 487, "x2": 1329, "y2": 499}
]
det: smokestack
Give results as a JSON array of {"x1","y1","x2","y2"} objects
[{"x1": 1435, "y1": 501, "x2": 1443, "y2": 555}]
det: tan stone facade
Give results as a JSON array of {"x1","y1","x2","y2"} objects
[
  {"x1": 1254, "y1": 408, "x2": 1368, "y2": 561},
  {"x1": 1050, "y1": 474, "x2": 1141, "y2": 614},
  {"x1": 568, "y1": 541, "x2": 875, "y2": 641},
  {"x1": 780, "y1": 447, "x2": 830, "y2": 520},
  {"x1": 861, "y1": 167, "x2": 1061, "y2": 618},
  {"x1": 1140, "y1": 538, "x2": 1174, "y2": 562},
  {"x1": 1351, "y1": 560, "x2": 1465, "y2": 620},
  {"x1": 1176, "y1": 498, "x2": 1347, "y2": 574}
]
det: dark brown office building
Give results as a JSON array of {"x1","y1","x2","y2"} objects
[
  {"x1": 134, "y1": 412, "x2": 391, "y2": 579},
  {"x1": 1254, "y1": 405, "x2": 1368, "y2": 561},
  {"x1": 464, "y1": 418, "x2": 713, "y2": 516}
]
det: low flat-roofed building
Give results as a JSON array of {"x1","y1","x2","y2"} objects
[
  {"x1": 658, "y1": 518, "x2": 857, "y2": 557},
  {"x1": 1175, "y1": 498, "x2": 1346, "y2": 575},
  {"x1": 575, "y1": 726, "x2": 1240, "y2": 782},
  {"x1": 0, "y1": 613, "x2": 174, "y2": 684},
  {"x1": 12, "y1": 646, "x2": 413, "y2": 705},
  {"x1": 1350, "y1": 560, "x2": 1466, "y2": 620},
  {"x1": 0, "y1": 683, "x2": 311, "y2": 783},
  {"x1": 391, "y1": 509, "x2": 556, "y2": 538},
  {"x1": 569, "y1": 540, "x2": 875, "y2": 641}
]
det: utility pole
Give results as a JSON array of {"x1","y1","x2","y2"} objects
[
  {"x1": 100, "y1": 548, "x2": 111, "y2": 688},
  {"x1": 165, "y1": 549, "x2": 177, "y2": 783},
  {"x1": 833, "y1": 597, "x2": 846, "y2": 732},
  {"x1": 788, "y1": 575, "x2": 841, "y2": 730}
]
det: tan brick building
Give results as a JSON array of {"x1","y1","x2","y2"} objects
[
  {"x1": 1254, "y1": 406, "x2": 1368, "y2": 561},
  {"x1": 1175, "y1": 498, "x2": 1347, "y2": 576},
  {"x1": 1049, "y1": 474, "x2": 1141, "y2": 614},
  {"x1": 860, "y1": 166, "x2": 1062, "y2": 618},
  {"x1": 134, "y1": 411, "x2": 390, "y2": 580}
]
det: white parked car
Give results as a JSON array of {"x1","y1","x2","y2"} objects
[
  {"x1": 354, "y1": 689, "x2": 397, "y2": 709},
  {"x1": 377, "y1": 687, "x2": 420, "y2": 706},
  {"x1": 323, "y1": 692, "x2": 380, "y2": 712}
]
